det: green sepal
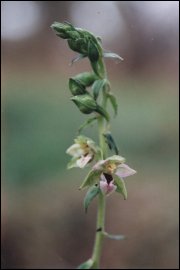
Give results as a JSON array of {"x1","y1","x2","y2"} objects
[
  {"x1": 68, "y1": 31, "x2": 81, "y2": 40},
  {"x1": 83, "y1": 186, "x2": 100, "y2": 213},
  {"x1": 106, "y1": 155, "x2": 125, "y2": 164},
  {"x1": 75, "y1": 72, "x2": 97, "y2": 87},
  {"x1": 103, "y1": 132, "x2": 119, "y2": 154},
  {"x1": 90, "y1": 59, "x2": 105, "y2": 79},
  {"x1": 67, "y1": 157, "x2": 78, "y2": 169},
  {"x1": 79, "y1": 170, "x2": 101, "y2": 190},
  {"x1": 71, "y1": 94, "x2": 109, "y2": 121},
  {"x1": 69, "y1": 78, "x2": 87, "y2": 95},
  {"x1": 71, "y1": 94, "x2": 97, "y2": 114},
  {"x1": 68, "y1": 39, "x2": 79, "y2": 52},
  {"x1": 92, "y1": 79, "x2": 107, "y2": 100},
  {"x1": 103, "y1": 231, "x2": 126, "y2": 240},
  {"x1": 68, "y1": 38, "x2": 87, "y2": 54},
  {"x1": 95, "y1": 105, "x2": 110, "y2": 122},
  {"x1": 107, "y1": 92, "x2": 118, "y2": 116},
  {"x1": 103, "y1": 52, "x2": 124, "y2": 62},
  {"x1": 113, "y1": 175, "x2": 127, "y2": 200},
  {"x1": 76, "y1": 38, "x2": 88, "y2": 54},
  {"x1": 71, "y1": 54, "x2": 87, "y2": 65},
  {"x1": 77, "y1": 259, "x2": 94, "y2": 269},
  {"x1": 51, "y1": 21, "x2": 74, "y2": 39},
  {"x1": 55, "y1": 32, "x2": 68, "y2": 39}
]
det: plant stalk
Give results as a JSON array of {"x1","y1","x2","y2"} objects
[{"x1": 92, "y1": 59, "x2": 108, "y2": 269}]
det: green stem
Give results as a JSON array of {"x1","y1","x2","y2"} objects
[
  {"x1": 92, "y1": 58, "x2": 108, "y2": 269},
  {"x1": 98, "y1": 116, "x2": 105, "y2": 159},
  {"x1": 92, "y1": 192, "x2": 106, "y2": 269}
]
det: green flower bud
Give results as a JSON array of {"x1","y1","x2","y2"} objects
[
  {"x1": 51, "y1": 22, "x2": 74, "y2": 39},
  {"x1": 68, "y1": 38, "x2": 88, "y2": 54},
  {"x1": 67, "y1": 31, "x2": 80, "y2": 40},
  {"x1": 71, "y1": 94, "x2": 97, "y2": 114},
  {"x1": 69, "y1": 78, "x2": 87, "y2": 95},
  {"x1": 88, "y1": 40, "x2": 100, "y2": 62},
  {"x1": 55, "y1": 32, "x2": 68, "y2": 39},
  {"x1": 71, "y1": 94, "x2": 109, "y2": 121},
  {"x1": 74, "y1": 72, "x2": 97, "y2": 87}
]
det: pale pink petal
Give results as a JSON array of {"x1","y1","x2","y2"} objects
[
  {"x1": 115, "y1": 163, "x2": 136, "y2": 178},
  {"x1": 100, "y1": 173, "x2": 106, "y2": 182},
  {"x1": 100, "y1": 180, "x2": 108, "y2": 194},
  {"x1": 100, "y1": 178, "x2": 117, "y2": 196},
  {"x1": 76, "y1": 154, "x2": 92, "y2": 168},
  {"x1": 107, "y1": 182, "x2": 117, "y2": 196}
]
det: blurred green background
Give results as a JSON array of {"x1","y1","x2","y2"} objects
[{"x1": 1, "y1": 1, "x2": 179, "y2": 269}]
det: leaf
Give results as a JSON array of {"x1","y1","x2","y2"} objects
[
  {"x1": 107, "y1": 92, "x2": 118, "y2": 116},
  {"x1": 103, "y1": 232, "x2": 126, "y2": 240},
  {"x1": 113, "y1": 175, "x2": 127, "y2": 200},
  {"x1": 92, "y1": 79, "x2": 107, "y2": 100},
  {"x1": 70, "y1": 54, "x2": 87, "y2": 65},
  {"x1": 103, "y1": 52, "x2": 124, "y2": 62},
  {"x1": 90, "y1": 60, "x2": 104, "y2": 78},
  {"x1": 103, "y1": 132, "x2": 119, "y2": 155},
  {"x1": 95, "y1": 105, "x2": 110, "y2": 122},
  {"x1": 84, "y1": 186, "x2": 100, "y2": 213},
  {"x1": 79, "y1": 170, "x2": 101, "y2": 190},
  {"x1": 77, "y1": 259, "x2": 94, "y2": 269},
  {"x1": 78, "y1": 117, "x2": 97, "y2": 133}
]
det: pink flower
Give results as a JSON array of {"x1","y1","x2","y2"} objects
[
  {"x1": 93, "y1": 155, "x2": 136, "y2": 197},
  {"x1": 66, "y1": 136, "x2": 100, "y2": 169}
]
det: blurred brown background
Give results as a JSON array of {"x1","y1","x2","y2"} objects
[{"x1": 1, "y1": 1, "x2": 179, "y2": 269}]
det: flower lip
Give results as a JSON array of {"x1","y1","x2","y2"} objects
[
  {"x1": 76, "y1": 154, "x2": 93, "y2": 168},
  {"x1": 103, "y1": 173, "x2": 113, "y2": 184},
  {"x1": 100, "y1": 173, "x2": 117, "y2": 196}
]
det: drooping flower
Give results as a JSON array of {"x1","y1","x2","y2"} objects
[
  {"x1": 93, "y1": 155, "x2": 136, "y2": 197},
  {"x1": 66, "y1": 136, "x2": 100, "y2": 169},
  {"x1": 79, "y1": 155, "x2": 136, "y2": 198}
]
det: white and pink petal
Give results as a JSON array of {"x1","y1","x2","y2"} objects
[
  {"x1": 115, "y1": 164, "x2": 136, "y2": 178},
  {"x1": 76, "y1": 154, "x2": 92, "y2": 168},
  {"x1": 99, "y1": 174, "x2": 117, "y2": 196},
  {"x1": 100, "y1": 180, "x2": 117, "y2": 196},
  {"x1": 66, "y1": 143, "x2": 85, "y2": 157}
]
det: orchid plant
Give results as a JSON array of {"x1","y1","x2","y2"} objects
[{"x1": 51, "y1": 22, "x2": 136, "y2": 269}]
